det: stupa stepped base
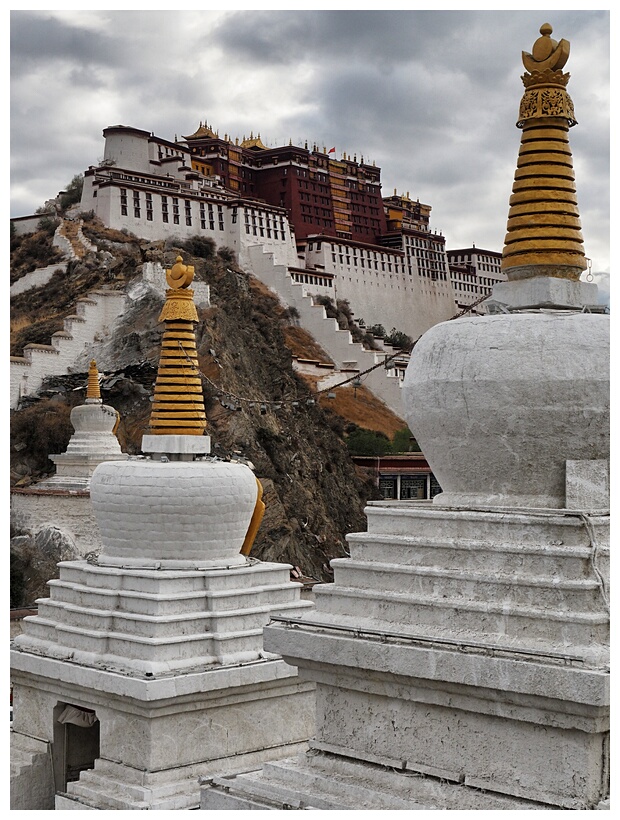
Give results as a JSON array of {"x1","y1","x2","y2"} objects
[
  {"x1": 14, "y1": 558, "x2": 313, "y2": 675},
  {"x1": 10, "y1": 733, "x2": 56, "y2": 810},
  {"x1": 40, "y1": 451, "x2": 127, "y2": 484},
  {"x1": 200, "y1": 750, "x2": 565, "y2": 810},
  {"x1": 255, "y1": 624, "x2": 608, "y2": 808},
  {"x1": 328, "y1": 501, "x2": 609, "y2": 664},
  {"x1": 237, "y1": 501, "x2": 609, "y2": 810}
]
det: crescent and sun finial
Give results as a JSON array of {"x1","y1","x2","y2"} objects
[
  {"x1": 166, "y1": 255, "x2": 195, "y2": 289},
  {"x1": 522, "y1": 22, "x2": 570, "y2": 74}
]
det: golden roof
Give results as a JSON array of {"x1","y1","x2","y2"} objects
[
  {"x1": 183, "y1": 121, "x2": 218, "y2": 141},
  {"x1": 240, "y1": 132, "x2": 267, "y2": 150}
]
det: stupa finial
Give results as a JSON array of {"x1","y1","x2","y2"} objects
[
  {"x1": 148, "y1": 255, "x2": 207, "y2": 436},
  {"x1": 166, "y1": 255, "x2": 195, "y2": 290},
  {"x1": 501, "y1": 22, "x2": 586, "y2": 281},
  {"x1": 522, "y1": 23, "x2": 570, "y2": 74},
  {"x1": 87, "y1": 360, "x2": 101, "y2": 401}
]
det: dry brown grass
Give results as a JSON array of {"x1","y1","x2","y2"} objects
[
  {"x1": 10, "y1": 316, "x2": 33, "y2": 335},
  {"x1": 283, "y1": 325, "x2": 334, "y2": 364},
  {"x1": 80, "y1": 215, "x2": 138, "y2": 245},
  {"x1": 248, "y1": 275, "x2": 280, "y2": 302},
  {"x1": 318, "y1": 384, "x2": 405, "y2": 438}
]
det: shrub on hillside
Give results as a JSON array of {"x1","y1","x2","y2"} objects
[
  {"x1": 391, "y1": 427, "x2": 421, "y2": 453},
  {"x1": 345, "y1": 428, "x2": 391, "y2": 456},
  {"x1": 183, "y1": 235, "x2": 216, "y2": 260},
  {"x1": 384, "y1": 328, "x2": 413, "y2": 350},
  {"x1": 366, "y1": 323, "x2": 386, "y2": 338},
  {"x1": 10, "y1": 399, "x2": 74, "y2": 477},
  {"x1": 10, "y1": 226, "x2": 64, "y2": 283},
  {"x1": 217, "y1": 246, "x2": 236, "y2": 265}
]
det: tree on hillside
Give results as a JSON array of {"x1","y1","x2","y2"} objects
[
  {"x1": 59, "y1": 174, "x2": 84, "y2": 211},
  {"x1": 384, "y1": 328, "x2": 413, "y2": 350}
]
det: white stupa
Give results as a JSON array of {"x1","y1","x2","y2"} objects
[
  {"x1": 199, "y1": 23, "x2": 609, "y2": 811},
  {"x1": 35, "y1": 359, "x2": 126, "y2": 492},
  {"x1": 10, "y1": 256, "x2": 315, "y2": 810}
]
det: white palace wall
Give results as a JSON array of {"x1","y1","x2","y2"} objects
[
  {"x1": 303, "y1": 241, "x2": 456, "y2": 340},
  {"x1": 81, "y1": 171, "x2": 298, "y2": 271}
]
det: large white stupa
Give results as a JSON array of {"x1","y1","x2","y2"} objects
[
  {"x1": 199, "y1": 23, "x2": 609, "y2": 811},
  {"x1": 10, "y1": 256, "x2": 315, "y2": 810}
]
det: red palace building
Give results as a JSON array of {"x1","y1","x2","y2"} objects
[{"x1": 180, "y1": 123, "x2": 388, "y2": 244}]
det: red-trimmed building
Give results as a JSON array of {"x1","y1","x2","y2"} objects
[{"x1": 352, "y1": 454, "x2": 442, "y2": 501}]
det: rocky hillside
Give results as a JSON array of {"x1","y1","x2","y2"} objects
[{"x1": 11, "y1": 215, "x2": 408, "y2": 596}]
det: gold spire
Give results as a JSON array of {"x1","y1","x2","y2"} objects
[
  {"x1": 87, "y1": 360, "x2": 101, "y2": 400},
  {"x1": 502, "y1": 23, "x2": 586, "y2": 280},
  {"x1": 148, "y1": 256, "x2": 207, "y2": 436}
]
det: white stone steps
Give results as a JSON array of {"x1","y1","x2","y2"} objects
[
  {"x1": 206, "y1": 764, "x2": 404, "y2": 810},
  {"x1": 46, "y1": 577, "x2": 302, "y2": 616},
  {"x1": 253, "y1": 757, "x2": 424, "y2": 808},
  {"x1": 311, "y1": 584, "x2": 608, "y2": 649},
  {"x1": 63, "y1": 759, "x2": 199, "y2": 810},
  {"x1": 364, "y1": 502, "x2": 609, "y2": 545},
  {"x1": 346, "y1": 531, "x2": 599, "y2": 579},
  {"x1": 33, "y1": 597, "x2": 294, "y2": 639},
  {"x1": 18, "y1": 619, "x2": 270, "y2": 671},
  {"x1": 10, "y1": 288, "x2": 127, "y2": 408},
  {"x1": 9, "y1": 743, "x2": 47, "y2": 778},
  {"x1": 246, "y1": 245, "x2": 405, "y2": 416},
  {"x1": 330, "y1": 558, "x2": 604, "y2": 612},
  {"x1": 203, "y1": 751, "x2": 536, "y2": 811}
]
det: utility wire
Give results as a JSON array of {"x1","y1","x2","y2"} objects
[{"x1": 178, "y1": 291, "x2": 489, "y2": 410}]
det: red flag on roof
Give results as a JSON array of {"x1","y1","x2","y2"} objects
[{"x1": 328, "y1": 146, "x2": 336, "y2": 153}]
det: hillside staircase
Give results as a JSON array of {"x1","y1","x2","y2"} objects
[
  {"x1": 246, "y1": 246, "x2": 407, "y2": 418},
  {"x1": 10, "y1": 288, "x2": 127, "y2": 410},
  {"x1": 55, "y1": 216, "x2": 98, "y2": 260},
  {"x1": 11, "y1": 218, "x2": 101, "y2": 300}
]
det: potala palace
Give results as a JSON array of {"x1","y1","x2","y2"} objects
[{"x1": 11, "y1": 120, "x2": 506, "y2": 415}]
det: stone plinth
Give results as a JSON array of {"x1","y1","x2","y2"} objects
[
  {"x1": 488, "y1": 275, "x2": 599, "y2": 311},
  {"x1": 200, "y1": 500, "x2": 609, "y2": 810},
  {"x1": 11, "y1": 557, "x2": 315, "y2": 809}
]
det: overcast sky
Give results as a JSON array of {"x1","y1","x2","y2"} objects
[{"x1": 10, "y1": 7, "x2": 610, "y2": 300}]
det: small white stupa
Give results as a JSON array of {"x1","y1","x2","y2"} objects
[
  {"x1": 199, "y1": 23, "x2": 609, "y2": 811},
  {"x1": 10, "y1": 256, "x2": 315, "y2": 810},
  {"x1": 36, "y1": 359, "x2": 126, "y2": 492}
]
